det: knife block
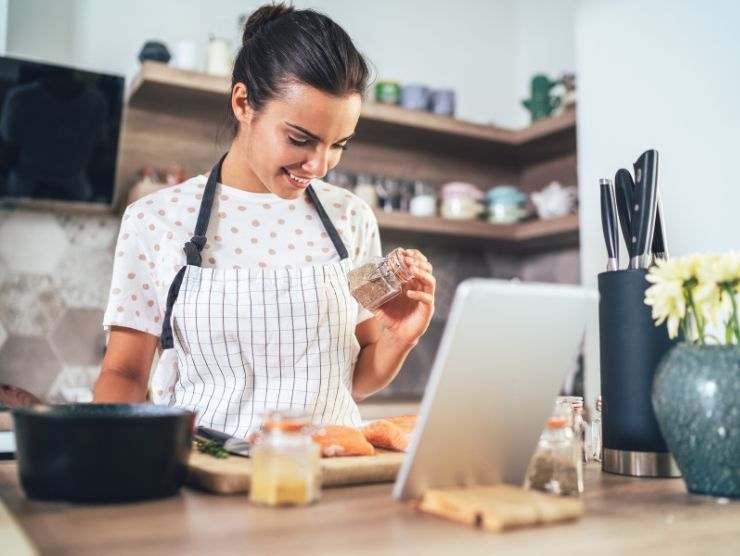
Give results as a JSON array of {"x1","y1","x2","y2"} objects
[{"x1": 597, "y1": 269, "x2": 681, "y2": 478}]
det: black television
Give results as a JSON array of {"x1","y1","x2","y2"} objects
[{"x1": 0, "y1": 55, "x2": 124, "y2": 206}]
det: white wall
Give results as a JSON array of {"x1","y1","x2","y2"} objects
[
  {"x1": 514, "y1": 0, "x2": 579, "y2": 127},
  {"x1": 5, "y1": 0, "x2": 578, "y2": 128},
  {"x1": 576, "y1": 0, "x2": 740, "y2": 405}
]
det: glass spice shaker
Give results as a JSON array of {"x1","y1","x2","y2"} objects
[
  {"x1": 585, "y1": 396, "x2": 603, "y2": 463},
  {"x1": 249, "y1": 410, "x2": 321, "y2": 507},
  {"x1": 348, "y1": 248, "x2": 414, "y2": 311},
  {"x1": 524, "y1": 404, "x2": 584, "y2": 496},
  {"x1": 558, "y1": 395, "x2": 586, "y2": 462}
]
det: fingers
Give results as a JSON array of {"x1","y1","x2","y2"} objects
[
  {"x1": 403, "y1": 249, "x2": 432, "y2": 274},
  {"x1": 408, "y1": 268, "x2": 436, "y2": 295},
  {"x1": 406, "y1": 289, "x2": 434, "y2": 305}
]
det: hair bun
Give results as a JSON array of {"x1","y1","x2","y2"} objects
[{"x1": 242, "y1": 3, "x2": 294, "y2": 45}]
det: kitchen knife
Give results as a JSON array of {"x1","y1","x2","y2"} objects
[
  {"x1": 631, "y1": 150, "x2": 659, "y2": 269},
  {"x1": 599, "y1": 178, "x2": 619, "y2": 271},
  {"x1": 195, "y1": 426, "x2": 252, "y2": 457},
  {"x1": 614, "y1": 168, "x2": 635, "y2": 263},
  {"x1": 650, "y1": 190, "x2": 668, "y2": 263}
]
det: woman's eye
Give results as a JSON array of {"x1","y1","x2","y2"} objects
[
  {"x1": 288, "y1": 136, "x2": 309, "y2": 147},
  {"x1": 335, "y1": 143, "x2": 349, "y2": 151}
]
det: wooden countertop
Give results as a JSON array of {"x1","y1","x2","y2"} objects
[{"x1": 1, "y1": 461, "x2": 739, "y2": 555}]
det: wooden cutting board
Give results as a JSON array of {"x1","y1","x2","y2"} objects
[
  {"x1": 418, "y1": 484, "x2": 584, "y2": 533},
  {"x1": 187, "y1": 448, "x2": 406, "y2": 494}
]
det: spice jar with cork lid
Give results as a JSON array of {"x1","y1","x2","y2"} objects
[
  {"x1": 249, "y1": 410, "x2": 321, "y2": 507},
  {"x1": 348, "y1": 248, "x2": 414, "y2": 311}
]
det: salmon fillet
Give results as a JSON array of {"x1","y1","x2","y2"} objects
[
  {"x1": 362, "y1": 415, "x2": 417, "y2": 452},
  {"x1": 312, "y1": 425, "x2": 375, "y2": 457}
]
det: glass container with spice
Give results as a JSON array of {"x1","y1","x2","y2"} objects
[
  {"x1": 524, "y1": 404, "x2": 584, "y2": 496},
  {"x1": 585, "y1": 396, "x2": 603, "y2": 463},
  {"x1": 348, "y1": 248, "x2": 414, "y2": 311},
  {"x1": 249, "y1": 410, "x2": 321, "y2": 507}
]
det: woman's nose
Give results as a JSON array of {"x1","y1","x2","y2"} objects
[{"x1": 302, "y1": 146, "x2": 331, "y2": 178}]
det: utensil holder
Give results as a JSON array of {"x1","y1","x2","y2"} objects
[{"x1": 598, "y1": 269, "x2": 681, "y2": 477}]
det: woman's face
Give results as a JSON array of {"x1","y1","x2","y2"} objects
[{"x1": 234, "y1": 81, "x2": 362, "y2": 199}]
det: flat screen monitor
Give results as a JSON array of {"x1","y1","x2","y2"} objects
[{"x1": 0, "y1": 55, "x2": 124, "y2": 206}]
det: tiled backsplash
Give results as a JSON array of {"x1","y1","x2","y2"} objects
[
  {"x1": 0, "y1": 207, "x2": 117, "y2": 402},
  {"x1": 0, "y1": 206, "x2": 579, "y2": 403}
]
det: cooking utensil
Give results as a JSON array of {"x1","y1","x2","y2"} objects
[
  {"x1": 12, "y1": 404, "x2": 194, "y2": 502},
  {"x1": 630, "y1": 150, "x2": 659, "y2": 269},
  {"x1": 195, "y1": 426, "x2": 252, "y2": 458},
  {"x1": 599, "y1": 178, "x2": 620, "y2": 271},
  {"x1": 614, "y1": 169, "x2": 635, "y2": 264},
  {"x1": 650, "y1": 191, "x2": 668, "y2": 263}
]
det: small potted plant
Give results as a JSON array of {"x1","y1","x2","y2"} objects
[{"x1": 646, "y1": 252, "x2": 739, "y2": 497}]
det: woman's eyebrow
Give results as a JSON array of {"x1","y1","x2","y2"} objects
[{"x1": 285, "y1": 121, "x2": 355, "y2": 143}]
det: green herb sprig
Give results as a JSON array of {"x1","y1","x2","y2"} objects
[{"x1": 196, "y1": 438, "x2": 229, "y2": 459}]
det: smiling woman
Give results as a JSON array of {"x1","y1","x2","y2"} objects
[{"x1": 95, "y1": 3, "x2": 436, "y2": 438}]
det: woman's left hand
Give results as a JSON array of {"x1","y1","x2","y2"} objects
[{"x1": 375, "y1": 248, "x2": 435, "y2": 347}]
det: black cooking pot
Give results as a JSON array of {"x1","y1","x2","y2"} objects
[{"x1": 12, "y1": 404, "x2": 194, "y2": 503}]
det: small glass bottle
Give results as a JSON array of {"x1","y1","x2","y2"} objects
[
  {"x1": 348, "y1": 248, "x2": 414, "y2": 311},
  {"x1": 586, "y1": 396, "x2": 603, "y2": 463},
  {"x1": 524, "y1": 404, "x2": 584, "y2": 496},
  {"x1": 558, "y1": 395, "x2": 586, "y2": 462},
  {"x1": 249, "y1": 411, "x2": 321, "y2": 507}
]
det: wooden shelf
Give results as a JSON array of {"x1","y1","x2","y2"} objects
[
  {"x1": 128, "y1": 62, "x2": 576, "y2": 164},
  {"x1": 122, "y1": 63, "x2": 579, "y2": 252},
  {"x1": 373, "y1": 210, "x2": 579, "y2": 252}
]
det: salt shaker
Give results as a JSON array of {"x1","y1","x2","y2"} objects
[{"x1": 348, "y1": 248, "x2": 414, "y2": 311}]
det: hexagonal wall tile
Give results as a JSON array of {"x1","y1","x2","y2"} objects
[
  {"x1": 55, "y1": 213, "x2": 120, "y2": 250},
  {"x1": 0, "y1": 210, "x2": 70, "y2": 274},
  {"x1": 50, "y1": 308, "x2": 105, "y2": 366},
  {"x1": 0, "y1": 274, "x2": 66, "y2": 336},
  {"x1": 47, "y1": 364, "x2": 100, "y2": 403},
  {"x1": 0, "y1": 335, "x2": 62, "y2": 400},
  {"x1": 53, "y1": 247, "x2": 114, "y2": 309}
]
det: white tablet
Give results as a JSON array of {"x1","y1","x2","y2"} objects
[{"x1": 393, "y1": 278, "x2": 597, "y2": 500}]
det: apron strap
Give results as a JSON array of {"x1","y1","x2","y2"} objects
[
  {"x1": 160, "y1": 155, "x2": 224, "y2": 349},
  {"x1": 306, "y1": 184, "x2": 349, "y2": 260},
  {"x1": 183, "y1": 154, "x2": 225, "y2": 266},
  {"x1": 159, "y1": 266, "x2": 186, "y2": 349}
]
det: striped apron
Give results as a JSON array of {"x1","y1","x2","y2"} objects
[{"x1": 155, "y1": 155, "x2": 363, "y2": 437}]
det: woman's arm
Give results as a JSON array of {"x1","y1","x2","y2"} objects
[
  {"x1": 351, "y1": 249, "x2": 435, "y2": 401},
  {"x1": 93, "y1": 326, "x2": 158, "y2": 403}
]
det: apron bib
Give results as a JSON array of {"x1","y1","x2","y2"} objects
[{"x1": 154, "y1": 155, "x2": 362, "y2": 437}]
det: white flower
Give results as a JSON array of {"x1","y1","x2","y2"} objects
[
  {"x1": 645, "y1": 252, "x2": 740, "y2": 344},
  {"x1": 645, "y1": 279, "x2": 686, "y2": 339}
]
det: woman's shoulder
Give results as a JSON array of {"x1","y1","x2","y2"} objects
[
  {"x1": 123, "y1": 175, "x2": 206, "y2": 221},
  {"x1": 311, "y1": 179, "x2": 377, "y2": 226}
]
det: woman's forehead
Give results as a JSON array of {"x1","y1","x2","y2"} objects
[{"x1": 266, "y1": 82, "x2": 361, "y2": 141}]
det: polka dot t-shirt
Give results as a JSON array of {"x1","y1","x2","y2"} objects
[{"x1": 103, "y1": 175, "x2": 382, "y2": 338}]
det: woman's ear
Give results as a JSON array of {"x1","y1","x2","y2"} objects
[{"x1": 231, "y1": 82, "x2": 254, "y2": 126}]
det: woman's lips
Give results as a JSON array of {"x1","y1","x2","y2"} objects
[{"x1": 282, "y1": 168, "x2": 312, "y2": 189}]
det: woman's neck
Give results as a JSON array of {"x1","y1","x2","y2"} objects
[{"x1": 220, "y1": 145, "x2": 269, "y2": 194}]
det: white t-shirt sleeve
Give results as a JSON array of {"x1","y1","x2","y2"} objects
[
  {"x1": 102, "y1": 206, "x2": 164, "y2": 338},
  {"x1": 352, "y1": 204, "x2": 382, "y2": 324}
]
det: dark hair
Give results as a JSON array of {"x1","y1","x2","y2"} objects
[{"x1": 229, "y1": 3, "x2": 370, "y2": 135}]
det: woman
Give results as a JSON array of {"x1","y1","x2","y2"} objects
[{"x1": 95, "y1": 4, "x2": 435, "y2": 437}]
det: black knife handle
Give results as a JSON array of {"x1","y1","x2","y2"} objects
[
  {"x1": 195, "y1": 426, "x2": 231, "y2": 445},
  {"x1": 632, "y1": 150, "x2": 659, "y2": 268},
  {"x1": 651, "y1": 190, "x2": 667, "y2": 260},
  {"x1": 614, "y1": 169, "x2": 635, "y2": 257},
  {"x1": 599, "y1": 178, "x2": 619, "y2": 270}
]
